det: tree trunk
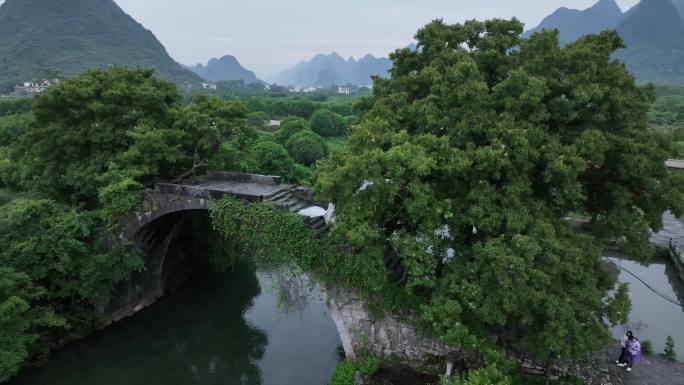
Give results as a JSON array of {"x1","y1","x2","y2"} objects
[{"x1": 544, "y1": 351, "x2": 555, "y2": 385}]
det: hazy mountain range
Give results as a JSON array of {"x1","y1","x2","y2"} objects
[
  {"x1": 525, "y1": 0, "x2": 684, "y2": 84},
  {"x1": 273, "y1": 52, "x2": 392, "y2": 87},
  {"x1": 3, "y1": 0, "x2": 684, "y2": 91},
  {"x1": 188, "y1": 55, "x2": 262, "y2": 84},
  {"x1": 0, "y1": 0, "x2": 200, "y2": 92}
]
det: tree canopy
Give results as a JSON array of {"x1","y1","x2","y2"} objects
[
  {"x1": 4, "y1": 68, "x2": 247, "y2": 210},
  {"x1": 253, "y1": 141, "x2": 312, "y2": 183},
  {"x1": 316, "y1": 19, "x2": 684, "y2": 360},
  {"x1": 285, "y1": 130, "x2": 329, "y2": 166},
  {"x1": 275, "y1": 116, "x2": 310, "y2": 144}
]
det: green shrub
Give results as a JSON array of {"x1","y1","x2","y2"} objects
[
  {"x1": 358, "y1": 356, "x2": 381, "y2": 376},
  {"x1": 642, "y1": 340, "x2": 654, "y2": 355},
  {"x1": 275, "y1": 116, "x2": 310, "y2": 144},
  {"x1": 285, "y1": 130, "x2": 329, "y2": 166},
  {"x1": 329, "y1": 359, "x2": 357, "y2": 385},
  {"x1": 252, "y1": 141, "x2": 312, "y2": 184},
  {"x1": 662, "y1": 336, "x2": 678, "y2": 362},
  {"x1": 444, "y1": 367, "x2": 511, "y2": 385},
  {"x1": 310, "y1": 109, "x2": 337, "y2": 137}
]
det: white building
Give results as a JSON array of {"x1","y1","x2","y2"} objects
[
  {"x1": 290, "y1": 86, "x2": 319, "y2": 93},
  {"x1": 337, "y1": 85, "x2": 351, "y2": 94},
  {"x1": 201, "y1": 82, "x2": 217, "y2": 90},
  {"x1": 11, "y1": 79, "x2": 60, "y2": 97}
]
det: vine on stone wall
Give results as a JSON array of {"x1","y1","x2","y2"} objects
[
  {"x1": 208, "y1": 196, "x2": 420, "y2": 316},
  {"x1": 209, "y1": 197, "x2": 321, "y2": 269}
]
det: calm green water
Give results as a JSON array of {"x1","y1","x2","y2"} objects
[
  {"x1": 10, "y1": 261, "x2": 342, "y2": 385},
  {"x1": 607, "y1": 253, "x2": 684, "y2": 360}
]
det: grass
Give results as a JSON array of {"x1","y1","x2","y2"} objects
[
  {"x1": 325, "y1": 135, "x2": 347, "y2": 151},
  {"x1": 511, "y1": 374, "x2": 586, "y2": 385}
]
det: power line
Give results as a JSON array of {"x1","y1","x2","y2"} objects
[{"x1": 608, "y1": 260, "x2": 683, "y2": 307}]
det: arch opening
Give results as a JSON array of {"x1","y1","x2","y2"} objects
[{"x1": 108, "y1": 208, "x2": 220, "y2": 321}]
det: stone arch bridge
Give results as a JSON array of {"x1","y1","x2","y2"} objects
[
  {"x1": 106, "y1": 170, "x2": 453, "y2": 367},
  {"x1": 109, "y1": 171, "x2": 331, "y2": 322},
  {"x1": 101, "y1": 165, "x2": 684, "y2": 380}
]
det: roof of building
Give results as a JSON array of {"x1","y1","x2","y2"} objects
[{"x1": 666, "y1": 159, "x2": 684, "y2": 169}]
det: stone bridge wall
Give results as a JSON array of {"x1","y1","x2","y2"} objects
[
  {"x1": 327, "y1": 286, "x2": 624, "y2": 385},
  {"x1": 324, "y1": 287, "x2": 462, "y2": 366},
  {"x1": 651, "y1": 212, "x2": 684, "y2": 284},
  {"x1": 668, "y1": 243, "x2": 684, "y2": 285}
]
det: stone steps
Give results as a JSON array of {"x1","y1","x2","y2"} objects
[
  {"x1": 263, "y1": 187, "x2": 329, "y2": 234},
  {"x1": 309, "y1": 216, "x2": 328, "y2": 233}
]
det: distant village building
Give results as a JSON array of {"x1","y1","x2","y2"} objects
[
  {"x1": 201, "y1": 82, "x2": 217, "y2": 90},
  {"x1": 290, "y1": 86, "x2": 319, "y2": 93},
  {"x1": 11, "y1": 79, "x2": 60, "y2": 97},
  {"x1": 337, "y1": 85, "x2": 351, "y2": 94}
]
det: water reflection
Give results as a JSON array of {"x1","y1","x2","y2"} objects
[
  {"x1": 10, "y1": 260, "x2": 342, "y2": 385},
  {"x1": 606, "y1": 252, "x2": 684, "y2": 360}
]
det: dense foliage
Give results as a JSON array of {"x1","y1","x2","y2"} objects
[
  {"x1": 0, "y1": 98, "x2": 31, "y2": 117},
  {"x1": 2, "y1": 68, "x2": 253, "y2": 212},
  {"x1": 443, "y1": 367, "x2": 511, "y2": 385},
  {"x1": 209, "y1": 197, "x2": 322, "y2": 269},
  {"x1": 252, "y1": 141, "x2": 313, "y2": 183},
  {"x1": 0, "y1": 68, "x2": 254, "y2": 380},
  {"x1": 0, "y1": 198, "x2": 144, "y2": 381},
  {"x1": 310, "y1": 108, "x2": 337, "y2": 137},
  {"x1": 316, "y1": 19, "x2": 683, "y2": 361},
  {"x1": 285, "y1": 130, "x2": 329, "y2": 166},
  {"x1": 275, "y1": 117, "x2": 311, "y2": 144},
  {"x1": 328, "y1": 360, "x2": 358, "y2": 385}
]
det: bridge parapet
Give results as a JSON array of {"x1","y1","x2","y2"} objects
[
  {"x1": 205, "y1": 170, "x2": 282, "y2": 186},
  {"x1": 651, "y1": 212, "x2": 684, "y2": 284},
  {"x1": 120, "y1": 171, "x2": 332, "y2": 242}
]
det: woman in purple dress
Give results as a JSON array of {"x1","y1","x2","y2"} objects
[{"x1": 624, "y1": 335, "x2": 642, "y2": 372}]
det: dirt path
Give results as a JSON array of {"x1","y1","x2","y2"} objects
[{"x1": 607, "y1": 347, "x2": 684, "y2": 385}]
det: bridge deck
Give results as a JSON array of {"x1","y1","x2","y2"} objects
[
  {"x1": 197, "y1": 180, "x2": 291, "y2": 199},
  {"x1": 154, "y1": 180, "x2": 292, "y2": 202},
  {"x1": 152, "y1": 172, "x2": 330, "y2": 233}
]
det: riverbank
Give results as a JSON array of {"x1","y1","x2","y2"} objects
[
  {"x1": 353, "y1": 344, "x2": 684, "y2": 385},
  {"x1": 608, "y1": 346, "x2": 684, "y2": 385}
]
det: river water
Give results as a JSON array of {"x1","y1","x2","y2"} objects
[
  {"x1": 9, "y1": 260, "x2": 342, "y2": 385},
  {"x1": 11, "y1": 247, "x2": 683, "y2": 384},
  {"x1": 606, "y1": 252, "x2": 684, "y2": 360}
]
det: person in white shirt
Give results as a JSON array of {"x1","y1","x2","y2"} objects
[{"x1": 616, "y1": 331, "x2": 633, "y2": 365}]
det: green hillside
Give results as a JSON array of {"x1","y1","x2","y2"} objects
[
  {"x1": 615, "y1": 0, "x2": 684, "y2": 84},
  {"x1": 0, "y1": 0, "x2": 200, "y2": 92}
]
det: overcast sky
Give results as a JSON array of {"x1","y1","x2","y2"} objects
[{"x1": 2, "y1": 0, "x2": 642, "y2": 79}]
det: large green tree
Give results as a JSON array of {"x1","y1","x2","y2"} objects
[
  {"x1": 253, "y1": 141, "x2": 312, "y2": 183},
  {"x1": 316, "y1": 19, "x2": 684, "y2": 360},
  {"x1": 7, "y1": 68, "x2": 247, "y2": 209},
  {"x1": 309, "y1": 108, "x2": 337, "y2": 137},
  {"x1": 285, "y1": 130, "x2": 329, "y2": 166},
  {"x1": 275, "y1": 116, "x2": 310, "y2": 144},
  {"x1": 9, "y1": 68, "x2": 180, "y2": 202}
]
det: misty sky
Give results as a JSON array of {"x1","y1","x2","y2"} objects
[{"x1": 3, "y1": 0, "x2": 642, "y2": 79}]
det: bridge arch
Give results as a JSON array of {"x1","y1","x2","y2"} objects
[{"x1": 109, "y1": 172, "x2": 330, "y2": 322}]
